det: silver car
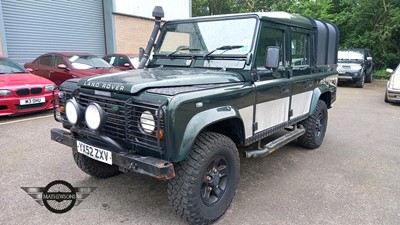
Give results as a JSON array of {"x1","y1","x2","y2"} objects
[{"x1": 385, "y1": 64, "x2": 400, "y2": 103}]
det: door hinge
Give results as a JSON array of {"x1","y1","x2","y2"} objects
[
  {"x1": 289, "y1": 109, "x2": 293, "y2": 117},
  {"x1": 253, "y1": 122, "x2": 258, "y2": 131}
]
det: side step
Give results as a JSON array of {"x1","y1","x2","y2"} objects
[{"x1": 244, "y1": 128, "x2": 305, "y2": 158}]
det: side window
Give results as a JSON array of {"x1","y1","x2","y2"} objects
[
  {"x1": 256, "y1": 27, "x2": 285, "y2": 68},
  {"x1": 54, "y1": 56, "x2": 67, "y2": 67},
  {"x1": 255, "y1": 27, "x2": 285, "y2": 80},
  {"x1": 117, "y1": 56, "x2": 130, "y2": 67},
  {"x1": 291, "y1": 32, "x2": 309, "y2": 67},
  {"x1": 38, "y1": 56, "x2": 53, "y2": 67},
  {"x1": 106, "y1": 56, "x2": 117, "y2": 66},
  {"x1": 103, "y1": 56, "x2": 111, "y2": 63}
]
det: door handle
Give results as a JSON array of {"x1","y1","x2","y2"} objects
[
  {"x1": 304, "y1": 81, "x2": 314, "y2": 89},
  {"x1": 280, "y1": 88, "x2": 290, "y2": 96}
]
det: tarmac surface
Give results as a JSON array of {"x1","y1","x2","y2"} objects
[{"x1": 1, "y1": 80, "x2": 399, "y2": 225}]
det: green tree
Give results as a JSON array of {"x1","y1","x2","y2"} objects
[{"x1": 191, "y1": 0, "x2": 400, "y2": 68}]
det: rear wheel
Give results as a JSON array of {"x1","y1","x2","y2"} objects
[
  {"x1": 73, "y1": 152, "x2": 120, "y2": 178},
  {"x1": 168, "y1": 132, "x2": 240, "y2": 225},
  {"x1": 298, "y1": 100, "x2": 328, "y2": 149}
]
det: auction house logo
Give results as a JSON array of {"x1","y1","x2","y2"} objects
[{"x1": 21, "y1": 180, "x2": 96, "y2": 214}]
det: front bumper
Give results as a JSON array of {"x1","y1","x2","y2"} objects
[
  {"x1": 387, "y1": 89, "x2": 400, "y2": 103},
  {"x1": 337, "y1": 71, "x2": 362, "y2": 82},
  {"x1": 51, "y1": 128, "x2": 175, "y2": 180},
  {"x1": 0, "y1": 93, "x2": 54, "y2": 116}
]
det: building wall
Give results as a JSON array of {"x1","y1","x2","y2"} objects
[
  {"x1": 114, "y1": 14, "x2": 156, "y2": 54},
  {"x1": 0, "y1": 35, "x2": 3, "y2": 55},
  {"x1": 114, "y1": 0, "x2": 191, "y2": 20}
]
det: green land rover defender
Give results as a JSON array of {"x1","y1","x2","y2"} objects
[{"x1": 51, "y1": 6, "x2": 339, "y2": 225}]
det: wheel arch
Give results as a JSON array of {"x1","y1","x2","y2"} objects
[
  {"x1": 175, "y1": 106, "x2": 245, "y2": 162},
  {"x1": 310, "y1": 87, "x2": 331, "y2": 115}
]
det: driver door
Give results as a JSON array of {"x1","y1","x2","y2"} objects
[{"x1": 253, "y1": 25, "x2": 291, "y2": 136}]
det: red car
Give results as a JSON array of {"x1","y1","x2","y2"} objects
[
  {"x1": 0, "y1": 56, "x2": 56, "y2": 116},
  {"x1": 103, "y1": 53, "x2": 139, "y2": 70},
  {"x1": 24, "y1": 52, "x2": 121, "y2": 85}
]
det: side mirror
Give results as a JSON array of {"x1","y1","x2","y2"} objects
[
  {"x1": 26, "y1": 68, "x2": 33, "y2": 73},
  {"x1": 367, "y1": 57, "x2": 373, "y2": 61},
  {"x1": 139, "y1": 47, "x2": 145, "y2": 61},
  {"x1": 386, "y1": 68, "x2": 394, "y2": 74},
  {"x1": 265, "y1": 46, "x2": 280, "y2": 69},
  {"x1": 57, "y1": 64, "x2": 69, "y2": 70},
  {"x1": 123, "y1": 63, "x2": 131, "y2": 67}
]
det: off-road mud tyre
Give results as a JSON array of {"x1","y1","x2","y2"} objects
[
  {"x1": 355, "y1": 73, "x2": 365, "y2": 88},
  {"x1": 168, "y1": 132, "x2": 240, "y2": 225},
  {"x1": 298, "y1": 100, "x2": 328, "y2": 149},
  {"x1": 73, "y1": 151, "x2": 120, "y2": 178}
]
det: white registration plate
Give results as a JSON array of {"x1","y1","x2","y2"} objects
[
  {"x1": 20, "y1": 97, "x2": 45, "y2": 105},
  {"x1": 76, "y1": 141, "x2": 112, "y2": 165}
]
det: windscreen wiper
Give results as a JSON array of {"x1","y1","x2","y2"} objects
[
  {"x1": 203, "y1": 45, "x2": 243, "y2": 58},
  {"x1": 167, "y1": 47, "x2": 201, "y2": 57}
]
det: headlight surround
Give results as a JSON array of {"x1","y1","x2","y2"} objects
[
  {"x1": 85, "y1": 103, "x2": 106, "y2": 130},
  {"x1": 0, "y1": 89, "x2": 12, "y2": 96},
  {"x1": 45, "y1": 84, "x2": 56, "y2": 92},
  {"x1": 140, "y1": 110, "x2": 156, "y2": 134},
  {"x1": 65, "y1": 99, "x2": 82, "y2": 125}
]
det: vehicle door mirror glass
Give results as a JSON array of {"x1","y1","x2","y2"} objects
[
  {"x1": 139, "y1": 47, "x2": 145, "y2": 61},
  {"x1": 386, "y1": 68, "x2": 394, "y2": 74},
  {"x1": 265, "y1": 47, "x2": 280, "y2": 69},
  {"x1": 367, "y1": 57, "x2": 372, "y2": 61},
  {"x1": 26, "y1": 68, "x2": 33, "y2": 73},
  {"x1": 123, "y1": 63, "x2": 130, "y2": 67},
  {"x1": 57, "y1": 64, "x2": 68, "y2": 70}
]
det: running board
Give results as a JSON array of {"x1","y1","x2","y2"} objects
[{"x1": 244, "y1": 128, "x2": 305, "y2": 158}]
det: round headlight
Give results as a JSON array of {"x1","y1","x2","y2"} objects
[
  {"x1": 140, "y1": 111, "x2": 155, "y2": 134},
  {"x1": 65, "y1": 99, "x2": 80, "y2": 125},
  {"x1": 85, "y1": 103, "x2": 105, "y2": 130}
]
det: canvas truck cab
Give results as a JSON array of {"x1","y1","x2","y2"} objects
[{"x1": 51, "y1": 7, "x2": 338, "y2": 225}]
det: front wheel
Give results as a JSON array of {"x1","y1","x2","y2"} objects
[
  {"x1": 298, "y1": 100, "x2": 328, "y2": 149},
  {"x1": 355, "y1": 73, "x2": 365, "y2": 88},
  {"x1": 168, "y1": 132, "x2": 240, "y2": 225}
]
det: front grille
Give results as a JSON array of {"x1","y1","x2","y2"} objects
[
  {"x1": 126, "y1": 99, "x2": 166, "y2": 151},
  {"x1": 31, "y1": 87, "x2": 42, "y2": 94},
  {"x1": 74, "y1": 92, "x2": 166, "y2": 152},
  {"x1": 16, "y1": 88, "x2": 30, "y2": 96},
  {"x1": 78, "y1": 93, "x2": 127, "y2": 140},
  {"x1": 16, "y1": 103, "x2": 45, "y2": 110}
]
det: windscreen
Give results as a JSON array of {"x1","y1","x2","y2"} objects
[
  {"x1": 157, "y1": 18, "x2": 257, "y2": 56},
  {"x1": 0, "y1": 58, "x2": 27, "y2": 74}
]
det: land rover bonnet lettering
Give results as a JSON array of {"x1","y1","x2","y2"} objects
[{"x1": 83, "y1": 81, "x2": 125, "y2": 91}]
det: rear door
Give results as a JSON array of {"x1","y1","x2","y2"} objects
[
  {"x1": 253, "y1": 25, "x2": 291, "y2": 136},
  {"x1": 33, "y1": 55, "x2": 53, "y2": 79},
  {"x1": 289, "y1": 28, "x2": 315, "y2": 122}
]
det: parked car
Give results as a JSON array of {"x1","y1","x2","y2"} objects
[
  {"x1": 0, "y1": 56, "x2": 56, "y2": 116},
  {"x1": 337, "y1": 49, "x2": 374, "y2": 88},
  {"x1": 24, "y1": 52, "x2": 121, "y2": 85},
  {"x1": 385, "y1": 64, "x2": 400, "y2": 103},
  {"x1": 103, "y1": 53, "x2": 139, "y2": 70}
]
